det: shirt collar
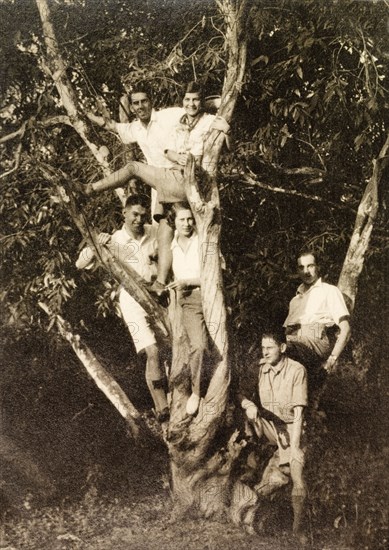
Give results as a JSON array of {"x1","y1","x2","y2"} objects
[
  {"x1": 171, "y1": 229, "x2": 197, "y2": 250},
  {"x1": 136, "y1": 109, "x2": 157, "y2": 127},
  {"x1": 122, "y1": 223, "x2": 146, "y2": 243},
  {"x1": 297, "y1": 277, "x2": 323, "y2": 295},
  {"x1": 178, "y1": 112, "x2": 205, "y2": 131},
  {"x1": 261, "y1": 355, "x2": 287, "y2": 375}
]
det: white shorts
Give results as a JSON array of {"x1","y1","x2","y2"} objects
[{"x1": 118, "y1": 288, "x2": 156, "y2": 353}]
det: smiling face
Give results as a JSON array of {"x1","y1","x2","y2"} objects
[
  {"x1": 261, "y1": 337, "x2": 286, "y2": 366},
  {"x1": 183, "y1": 92, "x2": 203, "y2": 120},
  {"x1": 123, "y1": 204, "x2": 147, "y2": 237},
  {"x1": 130, "y1": 92, "x2": 153, "y2": 124},
  {"x1": 175, "y1": 208, "x2": 195, "y2": 238},
  {"x1": 297, "y1": 253, "x2": 320, "y2": 287}
]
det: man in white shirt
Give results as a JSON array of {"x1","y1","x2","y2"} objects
[
  {"x1": 284, "y1": 251, "x2": 351, "y2": 395},
  {"x1": 86, "y1": 85, "x2": 184, "y2": 299},
  {"x1": 75, "y1": 195, "x2": 169, "y2": 424},
  {"x1": 86, "y1": 82, "x2": 230, "y2": 298}
]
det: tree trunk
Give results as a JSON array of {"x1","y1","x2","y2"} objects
[
  {"x1": 338, "y1": 132, "x2": 389, "y2": 311},
  {"x1": 168, "y1": 0, "x2": 255, "y2": 521}
]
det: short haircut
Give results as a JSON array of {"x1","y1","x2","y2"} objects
[
  {"x1": 165, "y1": 201, "x2": 193, "y2": 228},
  {"x1": 183, "y1": 81, "x2": 204, "y2": 100},
  {"x1": 124, "y1": 194, "x2": 149, "y2": 210},
  {"x1": 262, "y1": 326, "x2": 287, "y2": 346},
  {"x1": 297, "y1": 249, "x2": 319, "y2": 265},
  {"x1": 129, "y1": 83, "x2": 152, "y2": 103}
]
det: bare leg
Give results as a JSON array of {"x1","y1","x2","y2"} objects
[
  {"x1": 87, "y1": 162, "x2": 141, "y2": 194},
  {"x1": 144, "y1": 344, "x2": 168, "y2": 418},
  {"x1": 156, "y1": 220, "x2": 174, "y2": 285},
  {"x1": 290, "y1": 458, "x2": 308, "y2": 543}
]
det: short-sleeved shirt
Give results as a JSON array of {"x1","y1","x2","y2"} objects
[
  {"x1": 258, "y1": 356, "x2": 308, "y2": 424},
  {"x1": 171, "y1": 231, "x2": 200, "y2": 280},
  {"x1": 167, "y1": 113, "x2": 215, "y2": 157},
  {"x1": 116, "y1": 107, "x2": 184, "y2": 168},
  {"x1": 110, "y1": 224, "x2": 158, "y2": 283},
  {"x1": 284, "y1": 278, "x2": 349, "y2": 328}
]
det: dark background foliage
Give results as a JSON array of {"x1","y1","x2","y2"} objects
[{"x1": 0, "y1": 1, "x2": 388, "y2": 547}]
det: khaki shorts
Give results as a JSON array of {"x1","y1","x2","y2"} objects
[
  {"x1": 253, "y1": 416, "x2": 306, "y2": 467},
  {"x1": 132, "y1": 162, "x2": 186, "y2": 203}
]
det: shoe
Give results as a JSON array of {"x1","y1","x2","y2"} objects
[
  {"x1": 156, "y1": 407, "x2": 170, "y2": 424},
  {"x1": 67, "y1": 180, "x2": 91, "y2": 196},
  {"x1": 149, "y1": 280, "x2": 169, "y2": 307},
  {"x1": 186, "y1": 393, "x2": 200, "y2": 416}
]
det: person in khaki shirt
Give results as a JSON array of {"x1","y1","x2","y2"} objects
[{"x1": 240, "y1": 328, "x2": 308, "y2": 543}]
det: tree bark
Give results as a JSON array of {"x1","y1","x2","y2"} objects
[
  {"x1": 168, "y1": 0, "x2": 254, "y2": 520},
  {"x1": 38, "y1": 302, "x2": 154, "y2": 442},
  {"x1": 35, "y1": 0, "x2": 169, "y2": 431},
  {"x1": 338, "y1": 132, "x2": 389, "y2": 312}
]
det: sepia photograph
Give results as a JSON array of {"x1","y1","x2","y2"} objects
[{"x1": 0, "y1": 0, "x2": 388, "y2": 548}]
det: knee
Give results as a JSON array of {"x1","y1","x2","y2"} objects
[{"x1": 144, "y1": 344, "x2": 159, "y2": 361}]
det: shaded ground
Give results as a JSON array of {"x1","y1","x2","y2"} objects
[{"x1": 2, "y1": 492, "x2": 357, "y2": 550}]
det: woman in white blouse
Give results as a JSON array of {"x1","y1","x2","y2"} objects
[{"x1": 166, "y1": 202, "x2": 208, "y2": 415}]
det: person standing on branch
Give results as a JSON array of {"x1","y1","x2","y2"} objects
[
  {"x1": 284, "y1": 251, "x2": 351, "y2": 400},
  {"x1": 86, "y1": 82, "x2": 230, "y2": 298},
  {"x1": 166, "y1": 202, "x2": 209, "y2": 416},
  {"x1": 240, "y1": 328, "x2": 308, "y2": 543},
  {"x1": 75, "y1": 195, "x2": 169, "y2": 425}
]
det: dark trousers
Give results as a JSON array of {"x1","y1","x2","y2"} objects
[{"x1": 180, "y1": 290, "x2": 208, "y2": 395}]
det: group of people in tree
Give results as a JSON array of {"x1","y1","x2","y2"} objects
[{"x1": 76, "y1": 81, "x2": 351, "y2": 539}]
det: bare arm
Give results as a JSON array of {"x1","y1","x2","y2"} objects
[
  {"x1": 75, "y1": 246, "x2": 95, "y2": 270},
  {"x1": 166, "y1": 277, "x2": 201, "y2": 290},
  {"x1": 290, "y1": 405, "x2": 305, "y2": 464},
  {"x1": 323, "y1": 317, "x2": 351, "y2": 372},
  {"x1": 86, "y1": 112, "x2": 118, "y2": 132},
  {"x1": 75, "y1": 233, "x2": 111, "y2": 270}
]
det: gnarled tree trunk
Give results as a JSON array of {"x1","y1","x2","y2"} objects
[{"x1": 168, "y1": 0, "x2": 257, "y2": 521}]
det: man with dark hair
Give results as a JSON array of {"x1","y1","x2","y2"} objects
[
  {"x1": 239, "y1": 328, "x2": 308, "y2": 542},
  {"x1": 75, "y1": 195, "x2": 169, "y2": 425},
  {"x1": 86, "y1": 85, "x2": 184, "y2": 211},
  {"x1": 284, "y1": 251, "x2": 351, "y2": 394},
  {"x1": 86, "y1": 82, "x2": 230, "y2": 294},
  {"x1": 86, "y1": 81, "x2": 229, "y2": 202}
]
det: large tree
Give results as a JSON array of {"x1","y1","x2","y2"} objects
[{"x1": 1, "y1": 0, "x2": 388, "y2": 526}]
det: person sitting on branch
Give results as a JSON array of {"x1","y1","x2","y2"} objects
[
  {"x1": 239, "y1": 327, "x2": 308, "y2": 543},
  {"x1": 85, "y1": 82, "x2": 230, "y2": 299},
  {"x1": 75, "y1": 194, "x2": 169, "y2": 426},
  {"x1": 86, "y1": 84, "x2": 184, "y2": 299},
  {"x1": 284, "y1": 250, "x2": 351, "y2": 404},
  {"x1": 165, "y1": 202, "x2": 210, "y2": 416}
]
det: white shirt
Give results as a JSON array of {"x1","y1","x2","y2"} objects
[
  {"x1": 171, "y1": 231, "x2": 200, "y2": 280},
  {"x1": 284, "y1": 278, "x2": 350, "y2": 327},
  {"x1": 116, "y1": 107, "x2": 184, "y2": 168},
  {"x1": 109, "y1": 224, "x2": 158, "y2": 283},
  {"x1": 167, "y1": 113, "x2": 215, "y2": 157}
]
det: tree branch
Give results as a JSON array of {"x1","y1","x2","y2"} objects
[
  {"x1": 38, "y1": 302, "x2": 152, "y2": 441},
  {"x1": 338, "y1": 131, "x2": 389, "y2": 310},
  {"x1": 35, "y1": 0, "x2": 125, "y2": 203},
  {"x1": 0, "y1": 142, "x2": 23, "y2": 180},
  {"x1": 0, "y1": 122, "x2": 27, "y2": 144},
  {"x1": 241, "y1": 173, "x2": 357, "y2": 213}
]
